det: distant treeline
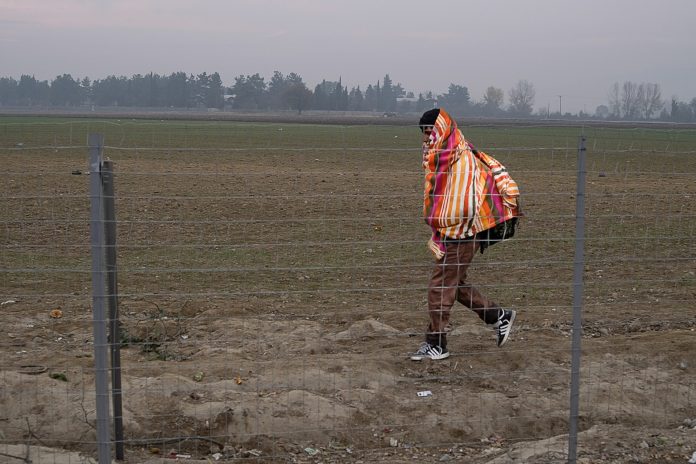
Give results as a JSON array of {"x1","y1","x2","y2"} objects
[{"x1": 1, "y1": 71, "x2": 695, "y2": 121}]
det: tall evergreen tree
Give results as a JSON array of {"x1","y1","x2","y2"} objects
[
  {"x1": 17, "y1": 75, "x2": 49, "y2": 106},
  {"x1": 348, "y1": 86, "x2": 364, "y2": 111},
  {"x1": 268, "y1": 71, "x2": 287, "y2": 109},
  {"x1": 206, "y1": 72, "x2": 224, "y2": 108},
  {"x1": 380, "y1": 74, "x2": 396, "y2": 112},
  {"x1": 50, "y1": 74, "x2": 82, "y2": 106},
  {"x1": 364, "y1": 84, "x2": 377, "y2": 111},
  {"x1": 166, "y1": 72, "x2": 189, "y2": 107},
  {"x1": 332, "y1": 78, "x2": 344, "y2": 110},
  {"x1": 439, "y1": 84, "x2": 471, "y2": 116},
  {"x1": 313, "y1": 81, "x2": 327, "y2": 110},
  {"x1": 232, "y1": 73, "x2": 266, "y2": 109},
  {"x1": 0, "y1": 77, "x2": 18, "y2": 105}
]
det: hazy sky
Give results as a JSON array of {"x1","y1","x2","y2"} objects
[{"x1": 2, "y1": 0, "x2": 695, "y2": 113}]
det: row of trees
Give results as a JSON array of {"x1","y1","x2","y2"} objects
[
  {"x1": 606, "y1": 82, "x2": 664, "y2": 120},
  {"x1": 1, "y1": 72, "x2": 695, "y2": 121},
  {"x1": 0, "y1": 71, "x2": 538, "y2": 117},
  {"x1": 0, "y1": 72, "x2": 225, "y2": 108},
  {"x1": 592, "y1": 81, "x2": 696, "y2": 122}
]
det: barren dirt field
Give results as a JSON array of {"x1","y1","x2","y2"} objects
[{"x1": 1, "y1": 117, "x2": 695, "y2": 463}]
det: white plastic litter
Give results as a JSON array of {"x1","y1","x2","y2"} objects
[{"x1": 417, "y1": 390, "x2": 433, "y2": 397}]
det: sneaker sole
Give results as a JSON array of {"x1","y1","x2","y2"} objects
[
  {"x1": 410, "y1": 352, "x2": 450, "y2": 361},
  {"x1": 498, "y1": 310, "x2": 516, "y2": 347}
]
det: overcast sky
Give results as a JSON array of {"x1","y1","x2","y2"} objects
[{"x1": 2, "y1": 0, "x2": 695, "y2": 113}]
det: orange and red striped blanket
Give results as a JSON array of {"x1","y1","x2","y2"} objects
[{"x1": 422, "y1": 109, "x2": 520, "y2": 258}]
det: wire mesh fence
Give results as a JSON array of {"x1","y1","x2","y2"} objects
[{"x1": 1, "y1": 118, "x2": 695, "y2": 463}]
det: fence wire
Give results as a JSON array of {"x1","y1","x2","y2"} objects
[{"x1": 1, "y1": 119, "x2": 695, "y2": 463}]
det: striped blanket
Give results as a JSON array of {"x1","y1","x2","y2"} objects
[{"x1": 422, "y1": 109, "x2": 520, "y2": 258}]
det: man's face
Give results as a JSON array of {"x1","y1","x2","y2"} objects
[{"x1": 422, "y1": 127, "x2": 434, "y2": 144}]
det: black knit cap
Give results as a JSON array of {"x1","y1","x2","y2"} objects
[{"x1": 419, "y1": 108, "x2": 440, "y2": 132}]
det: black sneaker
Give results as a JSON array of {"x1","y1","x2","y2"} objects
[
  {"x1": 410, "y1": 342, "x2": 450, "y2": 361},
  {"x1": 493, "y1": 309, "x2": 516, "y2": 347}
]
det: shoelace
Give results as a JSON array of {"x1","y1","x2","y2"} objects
[
  {"x1": 428, "y1": 346, "x2": 442, "y2": 354},
  {"x1": 415, "y1": 342, "x2": 432, "y2": 355}
]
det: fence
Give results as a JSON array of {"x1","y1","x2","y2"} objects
[{"x1": 1, "y1": 118, "x2": 695, "y2": 463}]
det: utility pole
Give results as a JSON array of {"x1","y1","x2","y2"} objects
[{"x1": 558, "y1": 95, "x2": 563, "y2": 116}]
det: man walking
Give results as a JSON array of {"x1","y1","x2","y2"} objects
[{"x1": 411, "y1": 108, "x2": 521, "y2": 361}]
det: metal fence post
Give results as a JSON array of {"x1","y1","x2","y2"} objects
[
  {"x1": 568, "y1": 135, "x2": 587, "y2": 463},
  {"x1": 89, "y1": 133, "x2": 113, "y2": 463},
  {"x1": 102, "y1": 159, "x2": 124, "y2": 460}
]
